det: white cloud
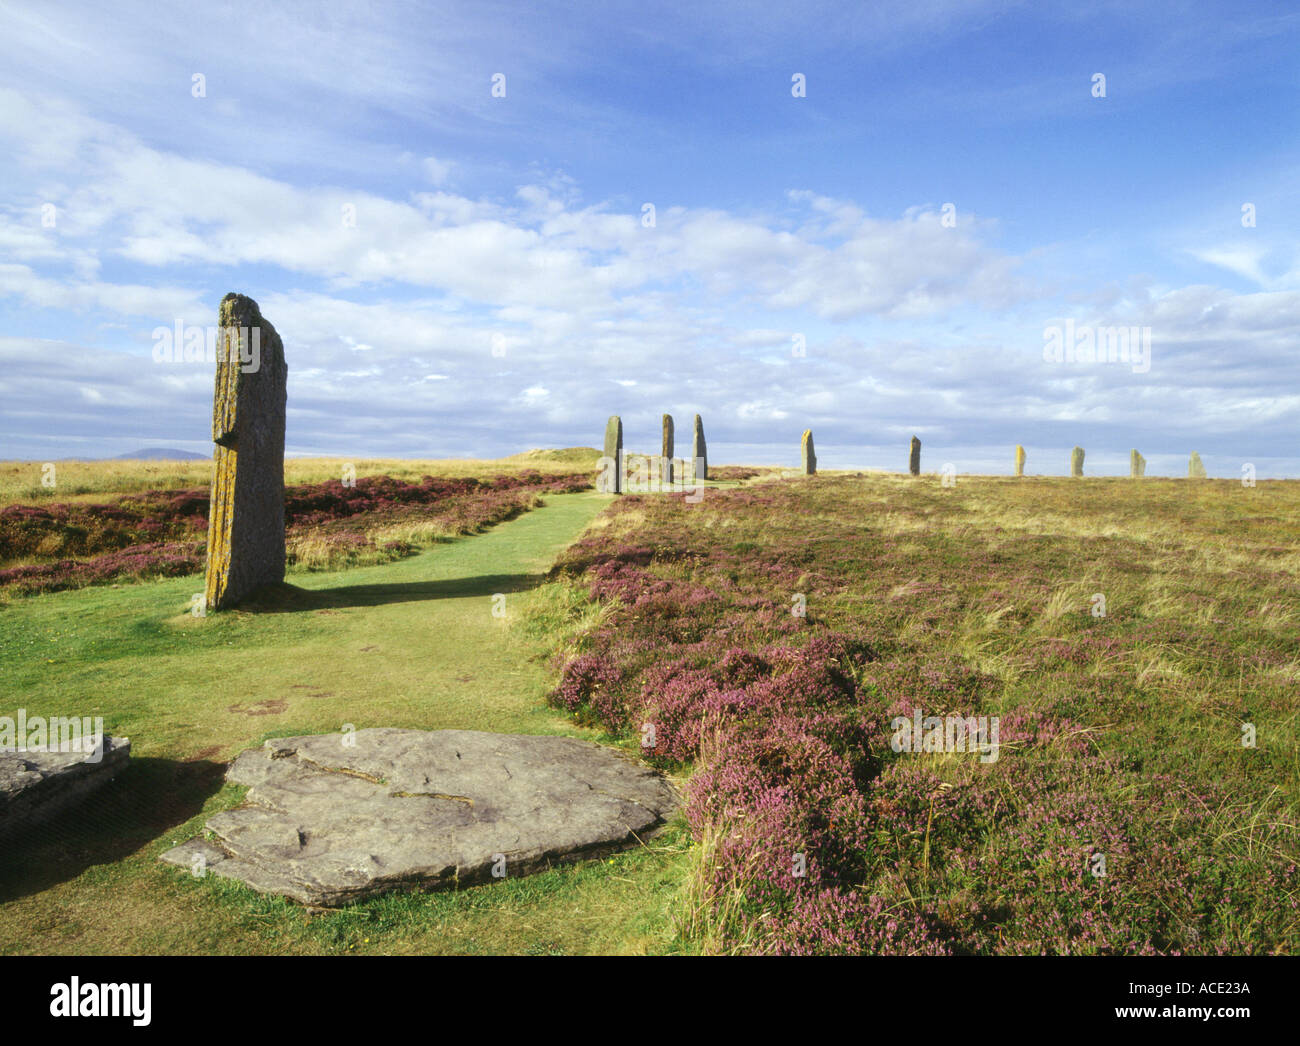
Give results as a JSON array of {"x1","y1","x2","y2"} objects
[
  {"x1": 422, "y1": 156, "x2": 454, "y2": 185},
  {"x1": 1187, "y1": 246, "x2": 1270, "y2": 286}
]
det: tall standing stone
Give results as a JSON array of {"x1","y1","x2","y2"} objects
[
  {"x1": 1130, "y1": 449, "x2": 1145, "y2": 478},
  {"x1": 692, "y1": 414, "x2": 708, "y2": 481},
  {"x1": 661, "y1": 414, "x2": 674, "y2": 486},
  {"x1": 601, "y1": 415, "x2": 623, "y2": 494},
  {"x1": 1070, "y1": 445, "x2": 1085, "y2": 477},
  {"x1": 1014, "y1": 444, "x2": 1026, "y2": 477},
  {"x1": 909, "y1": 436, "x2": 921, "y2": 477},
  {"x1": 204, "y1": 293, "x2": 287, "y2": 611},
  {"x1": 1188, "y1": 451, "x2": 1207, "y2": 479},
  {"x1": 801, "y1": 429, "x2": 816, "y2": 475}
]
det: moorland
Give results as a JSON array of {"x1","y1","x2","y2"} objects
[{"x1": 1, "y1": 453, "x2": 1296, "y2": 954}]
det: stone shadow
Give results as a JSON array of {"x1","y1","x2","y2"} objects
[
  {"x1": 0, "y1": 756, "x2": 227, "y2": 902},
  {"x1": 240, "y1": 571, "x2": 546, "y2": 613}
]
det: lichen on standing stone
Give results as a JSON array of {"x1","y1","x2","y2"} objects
[{"x1": 203, "y1": 293, "x2": 287, "y2": 611}]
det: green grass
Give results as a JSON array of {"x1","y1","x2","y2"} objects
[{"x1": 0, "y1": 489, "x2": 695, "y2": 955}]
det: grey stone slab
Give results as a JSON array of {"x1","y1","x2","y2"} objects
[
  {"x1": 162, "y1": 728, "x2": 677, "y2": 906},
  {"x1": 0, "y1": 735, "x2": 130, "y2": 840}
]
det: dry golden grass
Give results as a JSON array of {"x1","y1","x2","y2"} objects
[{"x1": 0, "y1": 447, "x2": 602, "y2": 508}]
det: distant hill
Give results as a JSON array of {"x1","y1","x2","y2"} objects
[
  {"x1": 502, "y1": 447, "x2": 602, "y2": 466},
  {"x1": 113, "y1": 448, "x2": 209, "y2": 461}
]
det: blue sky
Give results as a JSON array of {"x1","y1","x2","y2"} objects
[{"x1": 1, "y1": 0, "x2": 1297, "y2": 475}]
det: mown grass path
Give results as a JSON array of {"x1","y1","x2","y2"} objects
[{"x1": 0, "y1": 491, "x2": 692, "y2": 955}]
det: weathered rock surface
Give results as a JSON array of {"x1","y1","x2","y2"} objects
[
  {"x1": 661, "y1": 413, "x2": 675, "y2": 485},
  {"x1": 802, "y1": 429, "x2": 816, "y2": 475},
  {"x1": 909, "y1": 436, "x2": 921, "y2": 477},
  {"x1": 1014, "y1": 444, "x2": 1026, "y2": 477},
  {"x1": 1071, "y1": 445, "x2": 1085, "y2": 477},
  {"x1": 161, "y1": 729, "x2": 678, "y2": 906},
  {"x1": 1131, "y1": 449, "x2": 1146, "y2": 478},
  {"x1": 0, "y1": 735, "x2": 130, "y2": 840},
  {"x1": 601, "y1": 415, "x2": 623, "y2": 493},
  {"x1": 204, "y1": 293, "x2": 288, "y2": 611},
  {"x1": 692, "y1": 414, "x2": 708, "y2": 481},
  {"x1": 1188, "y1": 451, "x2": 1207, "y2": 479}
]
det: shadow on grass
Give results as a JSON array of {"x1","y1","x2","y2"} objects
[
  {"x1": 241, "y1": 571, "x2": 545, "y2": 613},
  {"x1": 0, "y1": 756, "x2": 226, "y2": 902}
]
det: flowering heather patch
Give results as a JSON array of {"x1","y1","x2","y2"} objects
[
  {"x1": 0, "y1": 470, "x2": 589, "y2": 595},
  {"x1": 282, "y1": 469, "x2": 586, "y2": 527},
  {"x1": 549, "y1": 474, "x2": 1300, "y2": 954},
  {"x1": 0, "y1": 540, "x2": 205, "y2": 595},
  {"x1": 0, "y1": 497, "x2": 207, "y2": 562}
]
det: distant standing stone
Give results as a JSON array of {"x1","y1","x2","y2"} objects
[
  {"x1": 1130, "y1": 449, "x2": 1146, "y2": 478},
  {"x1": 601, "y1": 415, "x2": 623, "y2": 494},
  {"x1": 909, "y1": 436, "x2": 921, "y2": 477},
  {"x1": 1188, "y1": 451, "x2": 1207, "y2": 479},
  {"x1": 1015, "y1": 444, "x2": 1026, "y2": 477},
  {"x1": 692, "y1": 414, "x2": 708, "y2": 481},
  {"x1": 662, "y1": 414, "x2": 674, "y2": 486},
  {"x1": 1070, "y1": 445, "x2": 1085, "y2": 477},
  {"x1": 802, "y1": 429, "x2": 816, "y2": 475},
  {"x1": 204, "y1": 294, "x2": 287, "y2": 611}
]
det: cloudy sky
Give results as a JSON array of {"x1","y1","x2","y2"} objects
[{"x1": 1, "y1": 1, "x2": 1297, "y2": 475}]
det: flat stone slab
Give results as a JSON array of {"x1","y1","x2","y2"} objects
[
  {"x1": 161, "y1": 728, "x2": 678, "y2": 906},
  {"x1": 0, "y1": 735, "x2": 131, "y2": 840}
]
